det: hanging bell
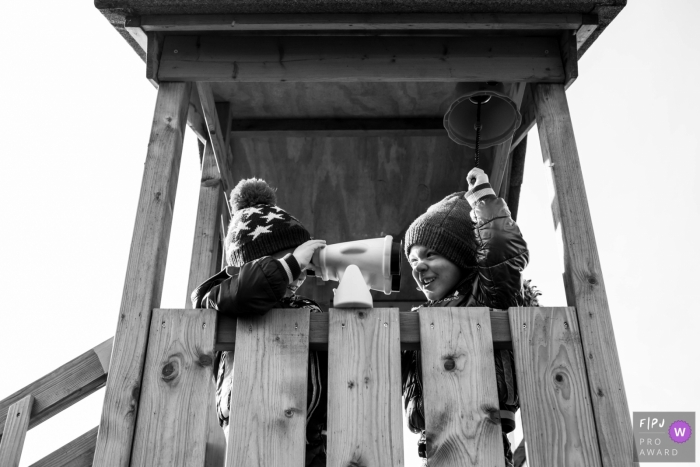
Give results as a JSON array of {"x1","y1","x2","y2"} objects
[{"x1": 443, "y1": 82, "x2": 522, "y2": 148}]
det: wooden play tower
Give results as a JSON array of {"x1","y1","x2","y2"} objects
[{"x1": 0, "y1": 1, "x2": 634, "y2": 466}]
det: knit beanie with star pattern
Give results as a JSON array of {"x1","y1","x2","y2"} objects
[
  {"x1": 225, "y1": 178, "x2": 311, "y2": 267},
  {"x1": 404, "y1": 182, "x2": 497, "y2": 270}
]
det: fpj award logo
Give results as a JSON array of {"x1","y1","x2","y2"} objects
[{"x1": 634, "y1": 412, "x2": 695, "y2": 462}]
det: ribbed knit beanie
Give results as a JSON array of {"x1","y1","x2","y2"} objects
[
  {"x1": 225, "y1": 178, "x2": 311, "y2": 267},
  {"x1": 404, "y1": 192, "x2": 479, "y2": 270}
]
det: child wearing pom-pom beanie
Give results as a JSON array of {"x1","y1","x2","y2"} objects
[
  {"x1": 402, "y1": 167, "x2": 531, "y2": 467},
  {"x1": 191, "y1": 178, "x2": 328, "y2": 466}
]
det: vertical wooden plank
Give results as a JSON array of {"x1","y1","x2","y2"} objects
[
  {"x1": 533, "y1": 83, "x2": 635, "y2": 466},
  {"x1": 509, "y1": 307, "x2": 602, "y2": 467},
  {"x1": 327, "y1": 308, "x2": 404, "y2": 467},
  {"x1": 226, "y1": 309, "x2": 310, "y2": 466},
  {"x1": 92, "y1": 81, "x2": 191, "y2": 467},
  {"x1": 0, "y1": 394, "x2": 34, "y2": 467},
  {"x1": 419, "y1": 307, "x2": 502, "y2": 466},
  {"x1": 186, "y1": 102, "x2": 232, "y2": 467},
  {"x1": 130, "y1": 309, "x2": 217, "y2": 467},
  {"x1": 559, "y1": 31, "x2": 579, "y2": 90},
  {"x1": 186, "y1": 141, "x2": 224, "y2": 306}
]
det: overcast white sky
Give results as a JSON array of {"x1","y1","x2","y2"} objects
[{"x1": 0, "y1": 1, "x2": 698, "y2": 466}]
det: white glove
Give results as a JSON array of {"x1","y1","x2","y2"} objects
[{"x1": 466, "y1": 167, "x2": 489, "y2": 191}]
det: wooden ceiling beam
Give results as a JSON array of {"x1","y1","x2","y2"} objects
[
  {"x1": 159, "y1": 35, "x2": 564, "y2": 83},
  {"x1": 230, "y1": 118, "x2": 445, "y2": 137},
  {"x1": 132, "y1": 13, "x2": 592, "y2": 33}
]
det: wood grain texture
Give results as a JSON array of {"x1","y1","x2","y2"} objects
[
  {"x1": 146, "y1": 32, "x2": 162, "y2": 83},
  {"x1": 230, "y1": 117, "x2": 445, "y2": 137},
  {"x1": 30, "y1": 426, "x2": 98, "y2": 467},
  {"x1": 226, "y1": 309, "x2": 310, "y2": 467},
  {"x1": 186, "y1": 141, "x2": 223, "y2": 307},
  {"x1": 216, "y1": 309, "x2": 514, "y2": 351},
  {"x1": 0, "y1": 395, "x2": 33, "y2": 467},
  {"x1": 93, "y1": 81, "x2": 191, "y2": 467},
  {"x1": 559, "y1": 31, "x2": 579, "y2": 89},
  {"x1": 140, "y1": 13, "x2": 587, "y2": 32},
  {"x1": 509, "y1": 307, "x2": 602, "y2": 467},
  {"x1": 159, "y1": 35, "x2": 564, "y2": 83},
  {"x1": 186, "y1": 108, "x2": 231, "y2": 466},
  {"x1": 186, "y1": 84, "x2": 209, "y2": 144},
  {"x1": 419, "y1": 307, "x2": 502, "y2": 466},
  {"x1": 533, "y1": 84, "x2": 635, "y2": 466},
  {"x1": 131, "y1": 309, "x2": 217, "y2": 467},
  {"x1": 196, "y1": 83, "x2": 235, "y2": 194},
  {"x1": 0, "y1": 338, "x2": 112, "y2": 439},
  {"x1": 212, "y1": 82, "x2": 456, "y2": 119},
  {"x1": 327, "y1": 308, "x2": 404, "y2": 467}
]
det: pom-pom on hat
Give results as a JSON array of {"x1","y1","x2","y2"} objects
[
  {"x1": 225, "y1": 178, "x2": 311, "y2": 267},
  {"x1": 404, "y1": 192, "x2": 478, "y2": 270}
]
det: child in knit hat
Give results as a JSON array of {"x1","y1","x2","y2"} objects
[
  {"x1": 402, "y1": 167, "x2": 531, "y2": 467},
  {"x1": 191, "y1": 178, "x2": 328, "y2": 467}
]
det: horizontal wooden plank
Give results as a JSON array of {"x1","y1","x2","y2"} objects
[
  {"x1": 231, "y1": 118, "x2": 445, "y2": 137},
  {"x1": 215, "y1": 309, "x2": 513, "y2": 351},
  {"x1": 29, "y1": 426, "x2": 98, "y2": 467},
  {"x1": 0, "y1": 338, "x2": 112, "y2": 440},
  {"x1": 137, "y1": 13, "x2": 586, "y2": 32},
  {"x1": 159, "y1": 35, "x2": 564, "y2": 83}
]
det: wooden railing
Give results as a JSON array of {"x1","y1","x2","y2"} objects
[{"x1": 0, "y1": 305, "x2": 604, "y2": 466}]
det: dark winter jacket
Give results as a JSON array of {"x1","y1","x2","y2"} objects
[
  {"x1": 402, "y1": 190, "x2": 529, "y2": 464},
  {"x1": 191, "y1": 254, "x2": 328, "y2": 459}
]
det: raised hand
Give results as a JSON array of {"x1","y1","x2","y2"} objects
[{"x1": 293, "y1": 239, "x2": 327, "y2": 270}]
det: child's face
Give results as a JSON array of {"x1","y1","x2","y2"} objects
[{"x1": 408, "y1": 245, "x2": 461, "y2": 301}]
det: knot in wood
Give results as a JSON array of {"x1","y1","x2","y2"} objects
[
  {"x1": 554, "y1": 373, "x2": 564, "y2": 383},
  {"x1": 358, "y1": 312, "x2": 365, "y2": 319},
  {"x1": 161, "y1": 361, "x2": 179, "y2": 381},
  {"x1": 443, "y1": 358, "x2": 456, "y2": 371},
  {"x1": 199, "y1": 355, "x2": 213, "y2": 367},
  {"x1": 284, "y1": 409, "x2": 294, "y2": 418}
]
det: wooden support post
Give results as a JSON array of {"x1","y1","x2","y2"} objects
[
  {"x1": 533, "y1": 84, "x2": 635, "y2": 466},
  {"x1": 0, "y1": 338, "x2": 112, "y2": 439},
  {"x1": 186, "y1": 141, "x2": 223, "y2": 304},
  {"x1": 92, "y1": 81, "x2": 191, "y2": 467},
  {"x1": 419, "y1": 307, "x2": 502, "y2": 466},
  {"x1": 509, "y1": 307, "x2": 602, "y2": 467},
  {"x1": 186, "y1": 102, "x2": 232, "y2": 467},
  {"x1": 196, "y1": 83, "x2": 235, "y2": 194},
  {"x1": 130, "y1": 309, "x2": 217, "y2": 467},
  {"x1": 327, "y1": 308, "x2": 404, "y2": 466},
  {"x1": 30, "y1": 426, "x2": 98, "y2": 467},
  {"x1": 0, "y1": 395, "x2": 34, "y2": 467},
  {"x1": 226, "y1": 309, "x2": 310, "y2": 466}
]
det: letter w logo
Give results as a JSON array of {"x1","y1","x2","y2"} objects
[{"x1": 674, "y1": 427, "x2": 686, "y2": 437}]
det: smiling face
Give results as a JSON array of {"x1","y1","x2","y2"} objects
[{"x1": 408, "y1": 245, "x2": 462, "y2": 301}]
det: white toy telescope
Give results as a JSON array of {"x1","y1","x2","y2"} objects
[{"x1": 311, "y1": 235, "x2": 402, "y2": 308}]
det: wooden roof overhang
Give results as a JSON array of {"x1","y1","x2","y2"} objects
[{"x1": 97, "y1": 2, "x2": 624, "y2": 307}]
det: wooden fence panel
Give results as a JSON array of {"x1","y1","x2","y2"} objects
[
  {"x1": 327, "y1": 308, "x2": 404, "y2": 467},
  {"x1": 509, "y1": 307, "x2": 602, "y2": 467},
  {"x1": 419, "y1": 307, "x2": 502, "y2": 466},
  {"x1": 0, "y1": 394, "x2": 34, "y2": 467},
  {"x1": 30, "y1": 426, "x2": 98, "y2": 467},
  {"x1": 130, "y1": 309, "x2": 217, "y2": 467},
  {"x1": 226, "y1": 309, "x2": 310, "y2": 466}
]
